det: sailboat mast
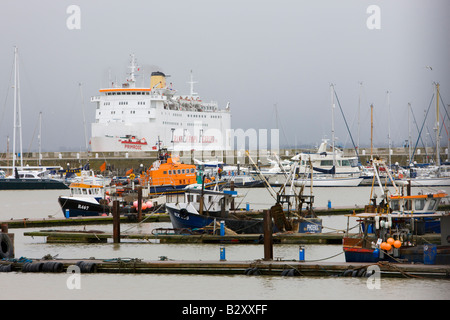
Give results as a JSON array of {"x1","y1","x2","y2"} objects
[
  {"x1": 12, "y1": 47, "x2": 17, "y2": 173},
  {"x1": 387, "y1": 91, "x2": 391, "y2": 167},
  {"x1": 408, "y1": 103, "x2": 412, "y2": 165},
  {"x1": 436, "y1": 83, "x2": 440, "y2": 167},
  {"x1": 12, "y1": 46, "x2": 24, "y2": 171},
  {"x1": 370, "y1": 104, "x2": 373, "y2": 160},
  {"x1": 38, "y1": 111, "x2": 42, "y2": 166},
  {"x1": 79, "y1": 83, "x2": 89, "y2": 153},
  {"x1": 330, "y1": 84, "x2": 336, "y2": 172}
]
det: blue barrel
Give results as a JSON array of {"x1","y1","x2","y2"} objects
[
  {"x1": 299, "y1": 246, "x2": 305, "y2": 261},
  {"x1": 246, "y1": 202, "x2": 250, "y2": 211},
  {"x1": 327, "y1": 200, "x2": 331, "y2": 209},
  {"x1": 424, "y1": 244, "x2": 437, "y2": 265},
  {"x1": 220, "y1": 246, "x2": 226, "y2": 261}
]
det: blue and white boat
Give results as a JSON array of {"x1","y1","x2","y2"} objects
[{"x1": 166, "y1": 186, "x2": 266, "y2": 234}]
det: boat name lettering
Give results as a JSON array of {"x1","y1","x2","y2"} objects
[
  {"x1": 78, "y1": 204, "x2": 89, "y2": 210},
  {"x1": 173, "y1": 135, "x2": 215, "y2": 143},
  {"x1": 124, "y1": 144, "x2": 142, "y2": 150},
  {"x1": 174, "y1": 211, "x2": 189, "y2": 220}
]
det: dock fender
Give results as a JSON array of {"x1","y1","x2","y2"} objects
[
  {"x1": 357, "y1": 268, "x2": 366, "y2": 277},
  {"x1": 342, "y1": 269, "x2": 353, "y2": 277},
  {"x1": 245, "y1": 267, "x2": 261, "y2": 276},
  {"x1": 0, "y1": 264, "x2": 12, "y2": 272},
  {"x1": 0, "y1": 233, "x2": 14, "y2": 259}
]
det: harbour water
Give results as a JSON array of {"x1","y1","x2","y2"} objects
[{"x1": 1, "y1": 186, "x2": 450, "y2": 300}]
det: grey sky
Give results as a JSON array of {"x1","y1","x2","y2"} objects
[{"x1": 0, "y1": 0, "x2": 449, "y2": 153}]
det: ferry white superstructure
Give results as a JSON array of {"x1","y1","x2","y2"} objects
[{"x1": 90, "y1": 54, "x2": 231, "y2": 152}]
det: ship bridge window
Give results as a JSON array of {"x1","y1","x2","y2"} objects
[
  {"x1": 390, "y1": 200, "x2": 400, "y2": 211},
  {"x1": 177, "y1": 169, "x2": 181, "y2": 174},
  {"x1": 415, "y1": 199, "x2": 425, "y2": 211},
  {"x1": 163, "y1": 171, "x2": 167, "y2": 175},
  {"x1": 320, "y1": 160, "x2": 334, "y2": 166},
  {"x1": 168, "y1": 170, "x2": 172, "y2": 175},
  {"x1": 182, "y1": 169, "x2": 185, "y2": 174},
  {"x1": 190, "y1": 168, "x2": 195, "y2": 173},
  {"x1": 427, "y1": 199, "x2": 438, "y2": 211}
]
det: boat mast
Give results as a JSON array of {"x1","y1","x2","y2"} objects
[
  {"x1": 358, "y1": 82, "x2": 362, "y2": 151},
  {"x1": 387, "y1": 91, "x2": 391, "y2": 167},
  {"x1": 408, "y1": 103, "x2": 412, "y2": 165},
  {"x1": 38, "y1": 111, "x2": 42, "y2": 166},
  {"x1": 331, "y1": 84, "x2": 336, "y2": 175},
  {"x1": 79, "y1": 83, "x2": 89, "y2": 154},
  {"x1": 436, "y1": 82, "x2": 440, "y2": 168},
  {"x1": 12, "y1": 46, "x2": 24, "y2": 172},
  {"x1": 370, "y1": 104, "x2": 373, "y2": 161}
]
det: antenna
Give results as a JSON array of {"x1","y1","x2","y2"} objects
[
  {"x1": 188, "y1": 70, "x2": 198, "y2": 96},
  {"x1": 127, "y1": 53, "x2": 138, "y2": 87}
]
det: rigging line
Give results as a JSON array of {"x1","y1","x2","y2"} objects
[
  {"x1": 26, "y1": 112, "x2": 41, "y2": 154},
  {"x1": 438, "y1": 93, "x2": 449, "y2": 138},
  {"x1": 333, "y1": 88, "x2": 359, "y2": 160},
  {"x1": 409, "y1": 105, "x2": 427, "y2": 151},
  {"x1": 411, "y1": 93, "x2": 434, "y2": 162},
  {"x1": 0, "y1": 57, "x2": 15, "y2": 131}
]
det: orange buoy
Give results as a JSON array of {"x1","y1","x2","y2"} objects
[
  {"x1": 394, "y1": 240, "x2": 402, "y2": 248},
  {"x1": 384, "y1": 243, "x2": 392, "y2": 251},
  {"x1": 380, "y1": 242, "x2": 387, "y2": 250},
  {"x1": 387, "y1": 238, "x2": 395, "y2": 245}
]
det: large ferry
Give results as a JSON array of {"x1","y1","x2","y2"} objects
[{"x1": 90, "y1": 54, "x2": 232, "y2": 152}]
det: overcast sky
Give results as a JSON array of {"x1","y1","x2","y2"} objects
[{"x1": 0, "y1": 0, "x2": 449, "y2": 153}]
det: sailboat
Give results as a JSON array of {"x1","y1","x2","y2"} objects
[
  {"x1": 293, "y1": 85, "x2": 363, "y2": 187},
  {"x1": 405, "y1": 83, "x2": 450, "y2": 186},
  {"x1": 0, "y1": 47, "x2": 68, "y2": 190}
]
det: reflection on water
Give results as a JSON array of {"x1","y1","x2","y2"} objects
[{"x1": 1, "y1": 187, "x2": 450, "y2": 300}]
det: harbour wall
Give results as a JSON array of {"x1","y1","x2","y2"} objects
[{"x1": 0, "y1": 147, "x2": 448, "y2": 175}]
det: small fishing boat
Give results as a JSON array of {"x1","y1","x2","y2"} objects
[
  {"x1": 166, "y1": 186, "x2": 265, "y2": 234},
  {"x1": 58, "y1": 181, "x2": 109, "y2": 218},
  {"x1": 343, "y1": 212, "x2": 450, "y2": 264},
  {"x1": 343, "y1": 159, "x2": 450, "y2": 264}
]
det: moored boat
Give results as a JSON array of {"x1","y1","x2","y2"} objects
[{"x1": 343, "y1": 159, "x2": 450, "y2": 264}]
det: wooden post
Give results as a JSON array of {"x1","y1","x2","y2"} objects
[
  {"x1": 263, "y1": 209, "x2": 273, "y2": 261},
  {"x1": 137, "y1": 187, "x2": 143, "y2": 221},
  {"x1": 112, "y1": 200, "x2": 120, "y2": 243}
]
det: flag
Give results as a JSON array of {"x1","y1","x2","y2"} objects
[{"x1": 100, "y1": 161, "x2": 106, "y2": 172}]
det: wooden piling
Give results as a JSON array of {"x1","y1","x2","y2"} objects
[
  {"x1": 263, "y1": 209, "x2": 273, "y2": 261},
  {"x1": 112, "y1": 200, "x2": 120, "y2": 243}
]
